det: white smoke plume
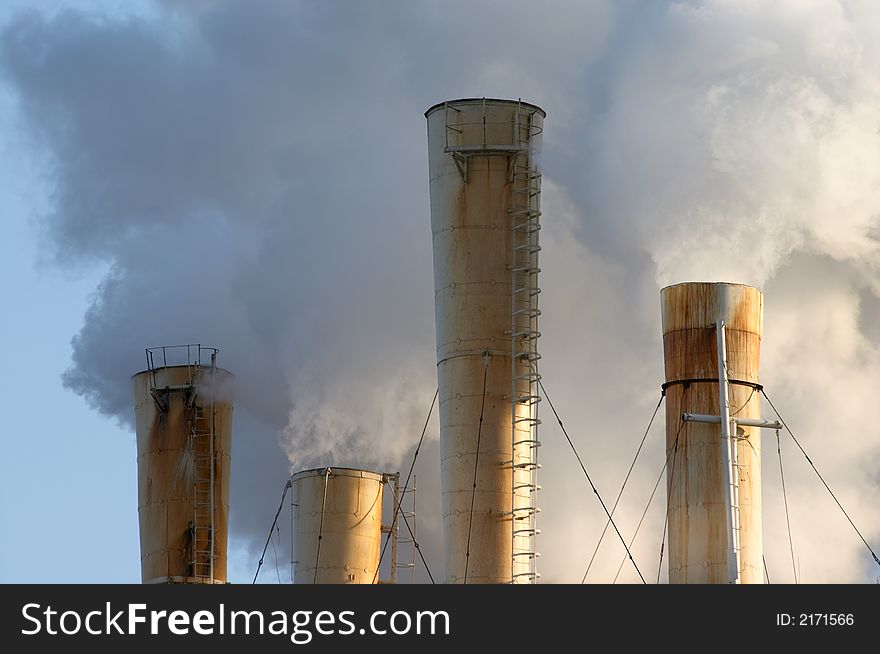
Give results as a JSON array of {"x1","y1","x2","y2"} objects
[{"x1": 2, "y1": 0, "x2": 879, "y2": 582}]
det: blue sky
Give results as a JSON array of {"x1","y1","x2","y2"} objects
[
  {"x1": 0, "y1": 77, "x2": 139, "y2": 582},
  {"x1": 0, "y1": 0, "x2": 158, "y2": 583}
]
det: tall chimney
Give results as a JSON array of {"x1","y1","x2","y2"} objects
[
  {"x1": 131, "y1": 346, "x2": 233, "y2": 584},
  {"x1": 661, "y1": 282, "x2": 764, "y2": 583},
  {"x1": 425, "y1": 98, "x2": 545, "y2": 583}
]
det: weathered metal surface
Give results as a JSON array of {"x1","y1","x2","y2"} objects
[
  {"x1": 661, "y1": 282, "x2": 764, "y2": 584},
  {"x1": 132, "y1": 364, "x2": 233, "y2": 584},
  {"x1": 426, "y1": 98, "x2": 545, "y2": 583},
  {"x1": 291, "y1": 467, "x2": 384, "y2": 584}
]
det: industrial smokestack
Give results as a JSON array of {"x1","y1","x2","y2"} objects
[
  {"x1": 131, "y1": 346, "x2": 233, "y2": 584},
  {"x1": 291, "y1": 467, "x2": 398, "y2": 584},
  {"x1": 425, "y1": 98, "x2": 545, "y2": 583},
  {"x1": 660, "y1": 283, "x2": 764, "y2": 583}
]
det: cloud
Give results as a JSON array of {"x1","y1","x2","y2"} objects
[{"x1": 2, "y1": 0, "x2": 879, "y2": 582}]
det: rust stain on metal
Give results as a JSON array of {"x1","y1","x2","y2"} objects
[
  {"x1": 661, "y1": 282, "x2": 763, "y2": 584},
  {"x1": 132, "y1": 365, "x2": 233, "y2": 584}
]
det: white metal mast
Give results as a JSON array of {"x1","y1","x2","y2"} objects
[
  {"x1": 682, "y1": 320, "x2": 781, "y2": 584},
  {"x1": 716, "y1": 320, "x2": 740, "y2": 584}
]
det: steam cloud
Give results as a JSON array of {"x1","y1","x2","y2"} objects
[{"x1": 3, "y1": 0, "x2": 879, "y2": 582}]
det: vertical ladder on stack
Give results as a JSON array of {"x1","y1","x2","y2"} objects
[
  {"x1": 380, "y1": 473, "x2": 404, "y2": 584},
  {"x1": 509, "y1": 102, "x2": 542, "y2": 583},
  {"x1": 716, "y1": 320, "x2": 742, "y2": 583},
  {"x1": 395, "y1": 475, "x2": 418, "y2": 583},
  {"x1": 187, "y1": 351, "x2": 216, "y2": 583}
]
